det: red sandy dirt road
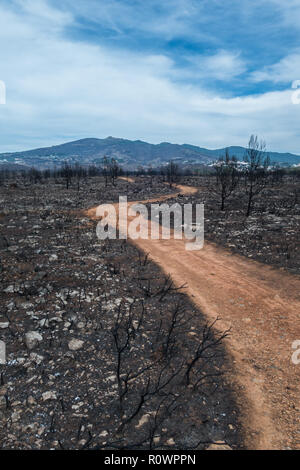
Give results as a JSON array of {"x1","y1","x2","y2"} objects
[{"x1": 87, "y1": 183, "x2": 300, "y2": 450}]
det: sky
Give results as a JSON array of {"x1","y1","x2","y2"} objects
[{"x1": 0, "y1": 0, "x2": 300, "y2": 153}]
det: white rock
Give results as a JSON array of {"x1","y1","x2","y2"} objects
[
  {"x1": 42, "y1": 391, "x2": 57, "y2": 401},
  {"x1": 27, "y1": 396, "x2": 36, "y2": 406},
  {"x1": 0, "y1": 322, "x2": 9, "y2": 329},
  {"x1": 68, "y1": 339, "x2": 84, "y2": 351},
  {"x1": 30, "y1": 353, "x2": 44, "y2": 365},
  {"x1": 11, "y1": 411, "x2": 20, "y2": 423},
  {"x1": 25, "y1": 331, "x2": 43, "y2": 350},
  {"x1": 136, "y1": 414, "x2": 151, "y2": 429},
  {"x1": 4, "y1": 285, "x2": 14, "y2": 293}
]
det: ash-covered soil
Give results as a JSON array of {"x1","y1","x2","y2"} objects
[
  {"x1": 166, "y1": 175, "x2": 300, "y2": 275},
  {"x1": 0, "y1": 177, "x2": 242, "y2": 450}
]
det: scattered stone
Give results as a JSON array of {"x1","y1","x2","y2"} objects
[
  {"x1": 42, "y1": 391, "x2": 57, "y2": 401},
  {"x1": 135, "y1": 413, "x2": 151, "y2": 429},
  {"x1": 166, "y1": 438, "x2": 175, "y2": 446},
  {"x1": 4, "y1": 285, "x2": 15, "y2": 293},
  {"x1": 27, "y1": 396, "x2": 36, "y2": 406},
  {"x1": 30, "y1": 353, "x2": 44, "y2": 364},
  {"x1": 68, "y1": 339, "x2": 84, "y2": 351},
  {"x1": 25, "y1": 331, "x2": 43, "y2": 350},
  {"x1": 11, "y1": 412, "x2": 21, "y2": 423},
  {"x1": 0, "y1": 396, "x2": 6, "y2": 409}
]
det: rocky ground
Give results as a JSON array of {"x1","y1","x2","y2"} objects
[
  {"x1": 0, "y1": 177, "x2": 242, "y2": 450},
  {"x1": 169, "y1": 175, "x2": 300, "y2": 275}
]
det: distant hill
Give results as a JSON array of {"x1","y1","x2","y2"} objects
[{"x1": 0, "y1": 137, "x2": 299, "y2": 169}]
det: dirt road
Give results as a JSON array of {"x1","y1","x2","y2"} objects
[{"x1": 87, "y1": 183, "x2": 300, "y2": 450}]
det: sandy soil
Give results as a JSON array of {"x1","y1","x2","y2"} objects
[{"x1": 87, "y1": 183, "x2": 300, "y2": 450}]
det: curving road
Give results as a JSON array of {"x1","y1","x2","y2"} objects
[{"x1": 87, "y1": 183, "x2": 300, "y2": 450}]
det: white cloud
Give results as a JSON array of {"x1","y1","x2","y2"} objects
[
  {"x1": 265, "y1": 0, "x2": 300, "y2": 27},
  {"x1": 17, "y1": 0, "x2": 72, "y2": 26},
  {"x1": 186, "y1": 50, "x2": 246, "y2": 81},
  {"x1": 0, "y1": 1, "x2": 299, "y2": 154},
  {"x1": 251, "y1": 51, "x2": 300, "y2": 84},
  {"x1": 54, "y1": 0, "x2": 202, "y2": 40}
]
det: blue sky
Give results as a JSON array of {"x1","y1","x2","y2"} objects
[{"x1": 0, "y1": 0, "x2": 300, "y2": 153}]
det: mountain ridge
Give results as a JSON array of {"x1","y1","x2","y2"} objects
[{"x1": 0, "y1": 137, "x2": 299, "y2": 169}]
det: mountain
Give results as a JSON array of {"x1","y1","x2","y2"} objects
[{"x1": 0, "y1": 137, "x2": 299, "y2": 169}]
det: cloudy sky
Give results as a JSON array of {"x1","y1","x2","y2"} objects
[{"x1": 0, "y1": 0, "x2": 300, "y2": 153}]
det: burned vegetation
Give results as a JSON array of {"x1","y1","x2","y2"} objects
[
  {"x1": 163, "y1": 171, "x2": 300, "y2": 275},
  {"x1": 0, "y1": 175, "x2": 242, "y2": 450}
]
